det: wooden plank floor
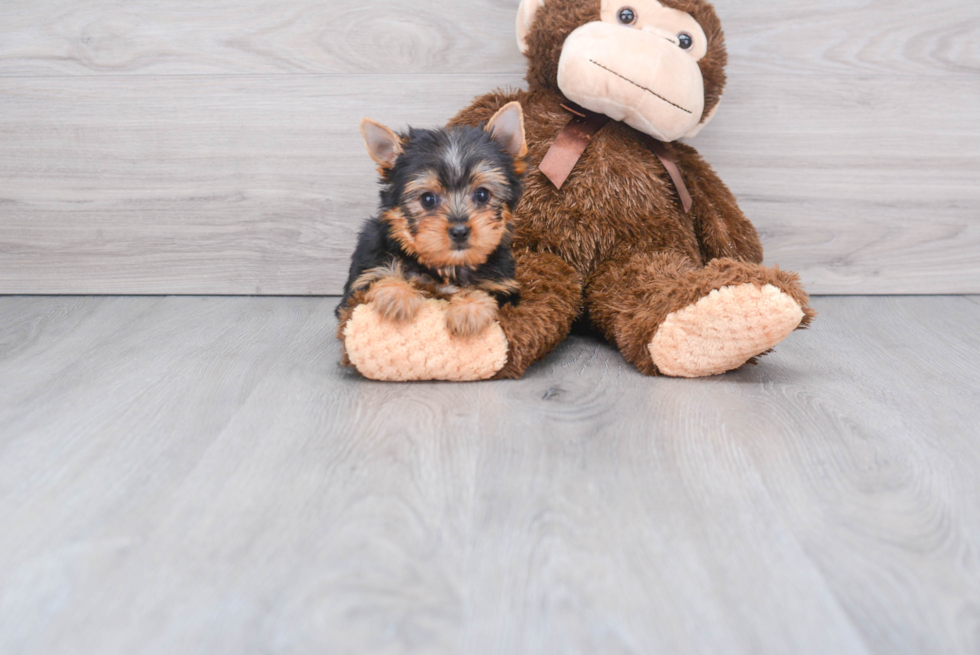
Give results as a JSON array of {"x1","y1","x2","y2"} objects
[
  {"x1": 1, "y1": 0, "x2": 978, "y2": 295},
  {"x1": 1, "y1": 295, "x2": 978, "y2": 654}
]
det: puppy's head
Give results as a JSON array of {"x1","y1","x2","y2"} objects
[{"x1": 360, "y1": 102, "x2": 527, "y2": 269}]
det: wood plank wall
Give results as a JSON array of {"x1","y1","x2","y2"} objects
[{"x1": 0, "y1": 0, "x2": 977, "y2": 295}]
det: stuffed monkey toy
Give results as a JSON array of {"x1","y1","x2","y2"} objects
[{"x1": 338, "y1": 0, "x2": 814, "y2": 381}]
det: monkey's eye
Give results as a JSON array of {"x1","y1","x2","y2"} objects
[
  {"x1": 473, "y1": 188, "x2": 490, "y2": 204},
  {"x1": 420, "y1": 192, "x2": 438, "y2": 209},
  {"x1": 677, "y1": 32, "x2": 693, "y2": 50},
  {"x1": 617, "y1": 7, "x2": 636, "y2": 25}
]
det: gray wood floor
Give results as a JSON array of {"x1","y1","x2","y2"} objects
[
  {"x1": 1, "y1": 0, "x2": 978, "y2": 295},
  {"x1": 1, "y1": 295, "x2": 978, "y2": 654}
]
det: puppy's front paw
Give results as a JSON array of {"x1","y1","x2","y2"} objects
[
  {"x1": 366, "y1": 277, "x2": 423, "y2": 324},
  {"x1": 445, "y1": 290, "x2": 498, "y2": 338}
]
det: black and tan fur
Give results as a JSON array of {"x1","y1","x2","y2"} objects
[{"x1": 337, "y1": 104, "x2": 528, "y2": 338}]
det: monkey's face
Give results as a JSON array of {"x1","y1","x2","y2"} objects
[{"x1": 557, "y1": 0, "x2": 709, "y2": 141}]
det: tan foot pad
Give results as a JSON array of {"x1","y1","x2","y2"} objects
[
  {"x1": 343, "y1": 299, "x2": 508, "y2": 382},
  {"x1": 649, "y1": 283, "x2": 804, "y2": 378}
]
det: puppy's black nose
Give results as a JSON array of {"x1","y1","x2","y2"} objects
[{"x1": 449, "y1": 224, "x2": 471, "y2": 242}]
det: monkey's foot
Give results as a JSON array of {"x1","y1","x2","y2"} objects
[
  {"x1": 648, "y1": 283, "x2": 804, "y2": 378},
  {"x1": 342, "y1": 298, "x2": 508, "y2": 382}
]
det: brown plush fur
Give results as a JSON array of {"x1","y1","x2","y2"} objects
[
  {"x1": 343, "y1": 0, "x2": 812, "y2": 378},
  {"x1": 448, "y1": 0, "x2": 811, "y2": 377},
  {"x1": 494, "y1": 249, "x2": 583, "y2": 378}
]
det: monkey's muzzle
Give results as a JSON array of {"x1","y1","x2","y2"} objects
[{"x1": 557, "y1": 22, "x2": 706, "y2": 142}]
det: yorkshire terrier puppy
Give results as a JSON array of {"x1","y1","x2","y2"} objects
[{"x1": 337, "y1": 102, "x2": 528, "y2": 338}]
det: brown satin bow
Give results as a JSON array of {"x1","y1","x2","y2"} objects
[{"x1": 538, "y1": 102, "x2": 693, "y2": 214}]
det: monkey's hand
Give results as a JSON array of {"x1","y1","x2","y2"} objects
[
  {"x1": 338, "y1": 250, "x2": 582, "y2": 382},
  {"x1": 340, "y1": 298, "x2": 508, "y2": 382}
]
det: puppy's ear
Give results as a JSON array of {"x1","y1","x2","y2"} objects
[
  {"x1": 485, "y1": 102, "x2": 527, "y2": 159},
  {"x1": 360, "y1": 118, "x2": 404, "y2": 169}
]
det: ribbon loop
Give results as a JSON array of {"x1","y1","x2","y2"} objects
[{"x1": 539, "y1": 102, "x2": 693, "y2": 214}]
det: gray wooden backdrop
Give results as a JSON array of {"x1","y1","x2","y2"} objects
[{"x1": 0, "y1": 0, "x2": 977, "y2": 295}]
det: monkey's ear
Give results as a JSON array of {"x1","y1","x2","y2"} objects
[
  {"x1": 516, "y1": 0, "x2": 546, "y2": 54},
  {"x1": 485, "y1": 101, "x2": 528, "y2": 159},
  {"x1": 360, "y1": 118, "x2": 403, "y2": 169}
]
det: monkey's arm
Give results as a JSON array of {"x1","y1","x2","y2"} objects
[
  {"x1": 490, "y1": 249, "x2": 581, "y2": 378},
  {"x1": 672, "y1": 142, "x2": 764, "y2": 265},
  {"x1": 339, "y1": 247, "x2": 579, "y2": 381}
]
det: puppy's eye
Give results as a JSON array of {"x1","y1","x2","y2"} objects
[
  {"x1": 678, "y1": 32, "x2": 693, "y2": 50},
  {"x1": 473, "y1": 188, "x2": 490, "y2": 204},
  {"x1": 617, "y1": 7, "x2": 636, "y2": 25},
  {"x1": 420, "y1": 192, "x2": 438, "y2": 209}
]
